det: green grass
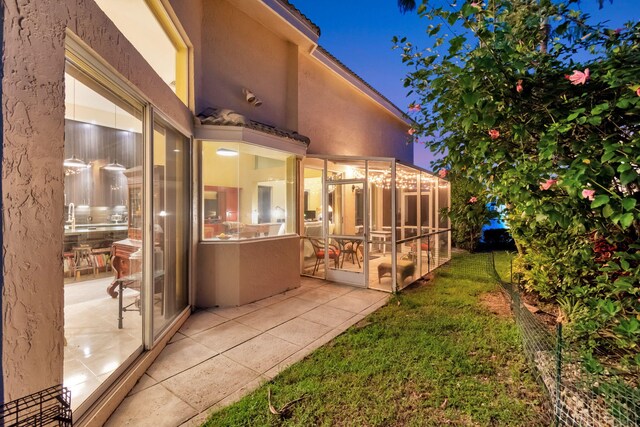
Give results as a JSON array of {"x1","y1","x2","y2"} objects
[{"x1": 203, "y1": 252, "x2": 546, "y2": 426}]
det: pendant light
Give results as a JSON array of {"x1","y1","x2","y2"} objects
[
  {"x1": 64, "y1": 77, "x2": 87, "y2": 169},
  {"x1": 103, "y1": 104, "x2": 126, "y2": 172}
]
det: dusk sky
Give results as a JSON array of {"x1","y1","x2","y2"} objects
[{"x1": 293, "y1": 0, "x2": 639, "y2": 169}]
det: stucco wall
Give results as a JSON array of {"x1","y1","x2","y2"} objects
[
  {"x1": 200, "y1": 0, "x2": 293, "y2": 128},
  {"x1": 196, "y1": 236, "x2": 300, "y2": 307},
  {"x1": 2, "y1": 0, "x2": 194, "y2": 402},
  {"x1": 298, "y1": 54, "x2": 412, "y2": 163}
]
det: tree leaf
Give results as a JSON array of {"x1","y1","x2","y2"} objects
[
  {"x1": 591, "y1": 195, "x2": 610, "y2": 208},
  {"x1": 620, "y1": 169, "x2": 638, "y2": 185},
  {"x1": 622, "y1": 198, "x2": 637, "y2": 211},
  {"x1": 620, "y1": 212, "x2": 634, "y2": 228}
]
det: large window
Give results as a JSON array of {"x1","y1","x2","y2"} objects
[
  {"x1": 201, "y1": 141, "x2": 296, "y2": 241},
  {"x1": 63, "y1": 65, "x2": 144, "y2": 411},
  {"x1": 94, "y1": 0, "x2": 189, "y2": 104}
]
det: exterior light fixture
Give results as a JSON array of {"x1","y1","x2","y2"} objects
[
  {"x1": 216, "y1": 148, "x2": 238, "y2": 157},
  {"x1": 242, "y1": 88, "x2": 262, "y2": 107}
]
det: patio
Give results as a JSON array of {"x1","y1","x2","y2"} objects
[{"x1": 105, "y1": 277, "x2": 389, "y2": 426}]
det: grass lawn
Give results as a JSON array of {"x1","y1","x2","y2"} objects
[{"x1": 203, "y1": 252, "x2": 547, "y2": 426}]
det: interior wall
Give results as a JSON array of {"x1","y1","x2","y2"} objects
[{"x1": 298, "y1": 54, "x2": 412, "y2": 163}]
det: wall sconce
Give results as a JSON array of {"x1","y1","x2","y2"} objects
[{"x1": 243, "y1": 88, "x2": 262, "y2": 107}]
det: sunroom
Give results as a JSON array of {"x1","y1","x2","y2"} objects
[{"x1": 301, "y1": 156, "x2": 451, "y2": 292}]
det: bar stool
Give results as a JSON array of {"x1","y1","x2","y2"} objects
[{"x1": 73, "y1": 246, "x2": 96, "y2": 280}]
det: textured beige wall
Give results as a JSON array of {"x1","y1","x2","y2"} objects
[
  {"x1": 200, "y1": 0, "x2": 291, "y2": 127},
  {"x1": 298, "y1": 54, "x2": 413, "y2": 162},
  {"x1": 2, "y1": 0, "x2": 195, "y2": 401},
  {"x1": 197, "y1": 237, "x2": 300, "y2": 307},
  {"x1": 2, "y1": 0, "x2": 68, "y2": 401}
]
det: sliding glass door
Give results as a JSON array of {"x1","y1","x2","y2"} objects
[{"x1": 152, "y1": 115, "x2": 190, "y2": 337}]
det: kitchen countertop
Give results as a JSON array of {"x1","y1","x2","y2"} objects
[{"x1": 64, "y1": 223, "x2": 129, "y2": 235}]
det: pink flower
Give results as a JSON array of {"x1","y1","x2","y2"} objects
[
  {"x1": 438, "y1": 168, "x2": 448, "y2": 178},
  {"x1": 516, "y1": 79, "x2": 523, "y2": 93},
  {"x1": 488, "y1": 129, "x2": 500, "y2": 139},
  {"x1": 540, "y1": 179, "x2": 557, "y2": 191},
  {"x1": 469, "y1": 196, "x2": 478, "y2": 203},
  {"x1": 408, "y1": 104, "x2": 421, "y2": 112},
  {"x1": 636, "y1": 87, "x2": 640, "y2": 97},
  {"x1": 470, "y1": 1, "x2": 480, "y2": 8},
  {"x1": 568, "y1": 68, "x2": 590, "y2": 85},
  {"x1": 582, "y1": 189, "x2": 596, "y2": 201},
  {"x1": 408, "y1": 128, "x2": 416, "y2": 135},
  {"x1": 614, "y1": 28, "x2": 623, "y2": 35}
]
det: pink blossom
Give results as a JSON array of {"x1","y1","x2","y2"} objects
[
  {"x1": 636, "y1": 87, "x2": 640, "y2": 97},
  {"x1": 540, "y1": 179, "x2": 557, "y2": 191},
  {"x1": 470, "y1": 1, "x2": 480, "y2": 8},
  {"x1": 408, "y1": 128, "x2": 416, "y2": 135},
  {"x1": 614, "y1": 28, "x2": 623, "y2": 35},
  {"x1": 582, "y1": 189, "x2": 596, "y2": 201},
  {"x1": 488, "y1": 129, "x2": 500, "y2": 139},
  {"x1": 408, "y1": 104, "x2": 421, "y2": 112},
  {"x1": 569, "y1": 68, "x2": 590, "y2": 85},
  {"x1": 438, "y1": 168, "x2": 448, "y2": 178},
  {"x1": 516, "y1": 79, "x2": 523, "y2": 93},
  {"x1": 469, "y1": 196, "x2": 478, "y2": 203}
]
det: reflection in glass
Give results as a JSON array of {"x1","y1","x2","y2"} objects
[{"x1": 153, "y1": 116, "x2": 190, "y2": 337}]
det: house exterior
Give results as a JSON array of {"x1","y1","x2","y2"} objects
[{"x1": 1, "y1": 0, "x2": 448, "y2": 424}]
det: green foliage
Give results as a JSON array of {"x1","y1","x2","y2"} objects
[
  {"x1": 446, "y1": 171, "x2": 496, "y2": 252},
  {"x1": 397, "y1": 0, "x2": 640, "y2": 363}
]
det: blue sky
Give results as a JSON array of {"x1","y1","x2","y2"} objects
[{"x1": 292, "y1": 0, "x2": 639, "y2": 169}]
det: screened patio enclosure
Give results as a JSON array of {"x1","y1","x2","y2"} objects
[{"x1": 301, "y1": 156, "x2": 451, "y2": 292}]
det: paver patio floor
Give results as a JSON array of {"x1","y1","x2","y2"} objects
[{"x1": 105, "y1": 278, "x2": 389, "y2": 426}]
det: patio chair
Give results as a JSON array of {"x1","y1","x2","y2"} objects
[
  {"x1": 337, "y1": 238, "x2": 362, "y2": 268},
  {"x1": 308, "y1": 238, "x2": 341, "y2": 275}
]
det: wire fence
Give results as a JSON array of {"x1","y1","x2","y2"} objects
[{"x1": 466, "y1": 252, "x2": 640, "y2": 427}]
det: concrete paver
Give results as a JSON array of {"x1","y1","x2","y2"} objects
[
  {"x1": 105, "y1": 383, "x2": 197, "y2": 427},
  {"x1": 107, "y1": 280, "x2": 389, "y2": 426},
  {"x1": 162, "y1": 354, "x2": 260, "y2": 411}
]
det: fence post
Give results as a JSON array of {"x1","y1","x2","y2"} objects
[
  {"x1": 555, "y1": 323, "x2": 563, "y2": 426},
  {"x1": 510, "y1": 256, "x2": 513, "y2": 284}
]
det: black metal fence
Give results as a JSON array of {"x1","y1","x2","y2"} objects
[
  {"x1": 0, "y1": 384, "x2": 72, "y2": 426},
  {"x1": 481, "y1": 252, "x2": 640, "y2": 427}
]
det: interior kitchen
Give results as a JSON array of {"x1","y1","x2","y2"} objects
[{"x1": 63, "y1": 68, "x2": 144, "y2": 409}]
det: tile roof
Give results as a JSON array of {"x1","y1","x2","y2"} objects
[
  {"x1": 197, "y1": 108, "x2": 311, "y2": 145},
  {"x1": 276, "y1": 0, "x2": 321, "y2": 36}
]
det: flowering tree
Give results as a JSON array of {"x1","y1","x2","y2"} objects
[
  {"x1": 397, "y1": 0, "x2": 639, "y2": 367},
  {"x1": 446, "y1": 170, "x2": 496, "y2": 252}
]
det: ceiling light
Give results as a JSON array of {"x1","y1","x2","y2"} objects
[
  {"x1": 63, "y1": 155, "x2": 87, "y2": 169},
  {"x1": 217, "y1": 148, "x2": 238, "y2": 157},
  {"x1": 102, "y1": 162, "x2": 126, "y2": 172}
]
